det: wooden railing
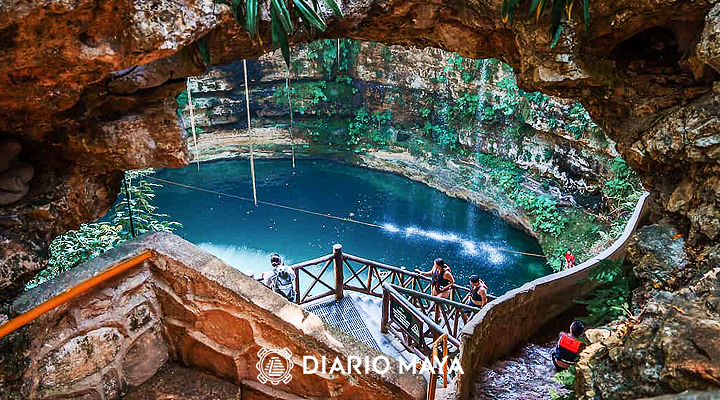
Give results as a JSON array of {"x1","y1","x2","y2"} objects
[
  {"x1": 290, "y1": 252, "x2": 336, "y2": 304},
  {"x1": 390, "y1": 284, "x2": 481, "y2": 343},
  {"x1": 289, "y1": 243, "x2": 497, "y2": 306},
  {"x1": 380, "y1": 282, "x2": 459, "y2": 358},
  {"x1": 428, "y1": 334, "x2": 449, "y2": 400}
]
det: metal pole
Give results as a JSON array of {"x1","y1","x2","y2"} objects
[
  {"x1": 123, "y1": 173, "x2": 136, "y2": 238},
  {"x1": 333, "y1": 244, "x2": 344, "y2": 300}
]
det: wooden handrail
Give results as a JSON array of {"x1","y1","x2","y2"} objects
[
  {"x1": 0, "y1": 250, "x2": 153, "y2": 340},
  {"x1": 381, "y1": 282, "x2": 460, "y2": 347},
  {"x1": 288, "y1": 254, "x2": 334, "y2": 270},
  {"x1": 344, "y1": 253, "x2": 496, "y2": 299},
  {"x1": 428, "y1": 333, "x2": 449, "y2": 400},
  {"x1": 392, "y1": 284, "x2": 481, "y2": 313}
]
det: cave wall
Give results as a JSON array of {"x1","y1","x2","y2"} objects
[
  {"x1": 182, "y1": 41, "x2": 619, "y2": 198},
  {"x1": 0, "y1": 0, "x2": 718, "y2": 307}
]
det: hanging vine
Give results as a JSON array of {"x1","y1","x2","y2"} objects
[{"x1": 186, "y1": 77, "x2": 201, "y2": 170}]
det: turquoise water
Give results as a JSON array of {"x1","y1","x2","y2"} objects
[{"x1": 150, "y1": 159, "x2": 548, "y2": 295}]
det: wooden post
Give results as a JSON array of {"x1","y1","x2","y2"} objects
[
  {"x1": 294, "y1": 268, "x2": 301, "y2": 304},
  {"x1": 381, "y1": 289, "x2": 390, "y2": 334},
  {"x1": 333, "y1": 244, "x2": 344, "y2": 300}
]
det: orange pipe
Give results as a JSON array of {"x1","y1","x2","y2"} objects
[{"x1": 0, "y1": 250, "x2": 153, "y2": 340}]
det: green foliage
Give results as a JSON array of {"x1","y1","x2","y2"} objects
[
  {"x1": 217, "y1": 0, "x2": 343, "y2": 67},
  {"x1": 565, "y1": 102, "x2": 599, "y2": 139},
  {"x1": 301, "y1": 39, "x2": 361, "y2": 76},
  {"x1": 26, "y1": 170, "x2": 181, "y2": 289},
  {"x1": 113, "y1": 170, "x2": 182, "y2": 239},
  {"x1": 517, "y1": 193, "x2": 568, "y2": 236},
  {"x1": 26, "y1": 223, "x2": 124, "y2": 289},
  {"x1": 476, "y1": 153, "x2": 568, "y2": 237},
  {"x1": 577, "y1": 259, "x2": 633, "y2": 325},
  {"x1": 603, "y1": 157, "x2": 642, "y2": 210},
  {"x1": 347, "y1": 108, "x2": 394, "y2": 150},
  {"x1": 549, "y1": 366, "x2": 577, "y2": 400}
]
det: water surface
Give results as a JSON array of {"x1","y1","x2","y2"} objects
[{"x1": 150, "y1": 159, "x2": 548, "y2": 295}]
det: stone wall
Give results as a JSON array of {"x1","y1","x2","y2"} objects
[
  {"x1": 2, "y1": 233, "x2": 425, "y2": 400},
  {"x1": 454, "y1": 192, "x2": 652, "y2": 400}
]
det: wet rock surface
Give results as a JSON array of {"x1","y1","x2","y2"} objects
[
  {"x1": 626, "y1": 222, "x2": 690, "y2": 306},
  {"x1": 472, "y1": 341, "x2": 570, "y2": 400}
]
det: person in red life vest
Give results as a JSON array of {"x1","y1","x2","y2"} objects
[
  {"x1": 563, "y1": 248, "x2": 576, "y2": 270},
  {"x1": 552, "y1": 320, "x2": 586, "y2": 370},
  {"x1": 416, "y1": 258, "x2": 454, "y2": 299}
]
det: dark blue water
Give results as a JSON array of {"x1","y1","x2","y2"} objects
[{"x1": 150, "y1": 159, "x2": 548, "y2": 295}]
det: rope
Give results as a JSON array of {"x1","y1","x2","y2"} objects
[
  {"x1": 243, "y1": 60, "x2": 258, "y2": 206},
  {"x1": 145, "y1": 176, "x2": 380, "y2": 228},
  {"x1": 186, "y1": 78, "x2": 200, "y2": 171},
  {"x1": 286, "y1": 67, "x2": 296, "y2": 168},
  {"x1": 144, "y1": 175, "x2": 547, "y2": 259}
]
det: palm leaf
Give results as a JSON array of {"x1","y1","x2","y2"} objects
[
  {"x1": 528, "y1": 0, "x2": 543, "y2": 22},
  {"x1": 271, "y1": 0, "x2": 294, "y2": 33},
  {"x1": 549, "y1": 0, "x2": 564, "y2": 46},
  {"x1": 550, "y1": 25, "x2": 563, "y2": 48},
  {"x1": 271, "y1": 7, "x2": 291, "y2": 66},
  {"x1": 231, "y1": 0, "x2": 244, "y2": 26},
  {"x1": 582, "y1": 0, "x2": 590, "y2": 31},
  {"x1": 292, "y1": 0, "x2": 327, "y2": 31},
  {"x1": 501, "y1": 0, "x2": 510, "y2": 23},
  {"x1": 565, "y1": 0, "x2": 574, "y2": 21},
  {"x1": 246, "y1": 0, "x2": 258, "y2": 37},
  {"x1": 321, "y1": 0, "x2": 343, "y2": 18}
]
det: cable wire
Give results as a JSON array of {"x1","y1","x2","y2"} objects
[{"x1": 144, "y1": 175, "x2": 547, "y2": 259}]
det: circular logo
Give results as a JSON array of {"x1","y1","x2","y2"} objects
[{"x1": 256, "y1": 347, "x2": 294, "y2": 385}]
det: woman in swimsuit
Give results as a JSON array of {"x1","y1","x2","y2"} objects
[{"x1": 416, "y1": 258, "x2": 455, "y2": 299}]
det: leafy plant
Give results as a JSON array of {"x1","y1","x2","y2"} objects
[
  {"x1": 549, "y1": 366, "x2": 576, "y2": 400},
  {"x1": 216, "y1": 0, "x2": 343, "y2": 67},
  {"x1": 114, "y1": 170, "x2": 182, "y2": 238},
  {"x1": 26, "y1": 170, "x2": 181, "y2": 289},
  {"x1": 577, "y1": 259, "x2": 633, "y2": 325}
]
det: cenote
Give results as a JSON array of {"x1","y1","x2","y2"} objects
[{"x1": 149, "y1": 158, "x2": 548, "y2": 294}]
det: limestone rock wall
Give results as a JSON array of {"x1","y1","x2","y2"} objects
[
  {"x1": 575, "y1": 229, "x2": 720, "y2": 400},
  {"x1": 1, "y1": 232, "x2": 425, "y2": 400},
  {"x1": 184, "y1": 42, "x2": 619, "y2": 197}
]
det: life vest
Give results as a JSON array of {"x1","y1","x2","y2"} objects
[{"x1": 558, "y1": 334, "x2": 583, "y2": 354}]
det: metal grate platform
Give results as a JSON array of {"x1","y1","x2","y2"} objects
[{"x1": 305, "y1": 296, "x2": 380, "y2": 350}]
